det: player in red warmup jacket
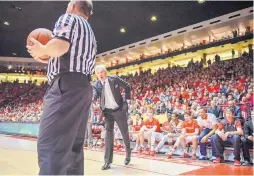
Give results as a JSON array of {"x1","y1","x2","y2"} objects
[
  {"x1": 150, "y1": 113, "x2": 183, "y2": 156},
  {"x1": 132, "y1": 109, "x2": 161, "y2": 153}
]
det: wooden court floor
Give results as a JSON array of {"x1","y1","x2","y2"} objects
[{"x1": 0, "y1": 135, "x2": 253, "y2": 175}]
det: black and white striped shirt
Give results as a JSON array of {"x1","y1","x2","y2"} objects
[{"x1": 47, "y1": 13, "x2": 97, "y2": 83}]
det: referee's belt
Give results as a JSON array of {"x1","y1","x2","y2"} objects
[
  {"x1": 53, "y1": 72, "x2": 92, "y2": 82},
  {"x1": 104, "y1": 107, "x2": 120, "y2": 112}
]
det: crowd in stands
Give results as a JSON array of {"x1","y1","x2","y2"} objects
[
  {"x1": 0, "y1": 82, "x2": 47, "y2": 122},
  {"x1": 0, "y1": 80, "x2": 35, "y2": 106},
  {"x1": 0, "y1": 66, "x2": 46, "y2": 75},
  {"x1": 125, "y1": 55, "x2": 253, "y2": 120},
  {"x1": 0, "y1": 52, "x2": 253, "y2": 124}
]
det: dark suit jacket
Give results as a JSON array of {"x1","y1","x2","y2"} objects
[
  {"x1": 208, "y1": 106, "x2": 223, "y2": 121},
  {"x1": 93, "y1": 75, "x2": 131, "y2": 110}
]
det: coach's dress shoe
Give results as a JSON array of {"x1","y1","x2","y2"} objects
[
  {"x1": 124, "y1": 157, "x2": 131, "y2": 165},
  {"x1": 101, "y1": 163, "x2": 111, "y2": 170}
]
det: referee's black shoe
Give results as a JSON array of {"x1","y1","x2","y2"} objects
[{"x1": 124, "y1": 157, "x2": 131, "y2": 165}]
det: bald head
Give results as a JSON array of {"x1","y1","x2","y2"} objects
[
  {"x1": 77, "y1": 0, "x2": 93, "y2": 16},
  {"x1": 67, "y1": 0, "x2": 93, "y2": 19}
]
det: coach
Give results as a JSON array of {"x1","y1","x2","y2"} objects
[{"x1": 93, "y1": 65, "x2": 131, "y2": 170}]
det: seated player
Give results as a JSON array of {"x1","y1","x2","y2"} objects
[
  {"x1": 129, "y1": 113, "x2": 143, "y2": 143},
  {"x1": 133, "y1": 109, "x2": 161, "y2": 153},
  {"x1": 241, "y1": 117, "x2": 253, "y2": 166},
  {"x1": 197, "y1": 108, "x2": 218, "y2": 160},
  {"x1": 168, "y1": 112, "x2": 199, "y2": 159},
  {"x1": 212, "y1": 108, "x2": 243, "y2": 166},
  {"x1": 150, "y1": 113, "x2": 183, "y2": 156}
]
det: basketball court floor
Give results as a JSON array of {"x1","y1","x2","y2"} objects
[{"x1": 0, "y1": 134, "x2": 252, "y2": 175}]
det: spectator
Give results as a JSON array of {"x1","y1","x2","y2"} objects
[
  {"x1": 190, "y1": 101, "x2": 199, "y2": 119},
  {"x1": 207, "y1": 58, "x2": 211, "y2": 66},
  {"x1": 208, "y1": 100, "x2": 223, "y2": 122},
  {"x1": 228, "y1": 100, "x2": 242, "y2": 121},
  {"x1": 156, "y1": 102, "x2": 166, "y2": 115},
  {"x1": 232, "y1": 49, "x2": 235, "y2": 58}
]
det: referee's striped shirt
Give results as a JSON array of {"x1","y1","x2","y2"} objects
[{"x1": 47, "y1": 13, "x2": 97, "y2": 83}]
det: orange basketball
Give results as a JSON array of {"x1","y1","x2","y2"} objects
[{"x1": 27, "y1": 28, "x2": 52, "y2": 60}]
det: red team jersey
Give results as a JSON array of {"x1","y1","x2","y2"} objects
[
  {"x1": 182, "y1": 120, "x2": 199, "y2": 133},
  {"x1": 162, "y1": 121, "x2": 171, "y2": 132},
  {"x1": 144, "y1": 118, "x2": 161, "y2": 132},
  {"x1": 133, "y1": 120, "x2": 143, "y2": 131}
]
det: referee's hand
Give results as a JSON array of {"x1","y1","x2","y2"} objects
[{"x1": 26, "y1": 38, "x2": 47, "y2": 63}]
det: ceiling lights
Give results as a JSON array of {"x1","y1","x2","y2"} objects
[
  {"x1": 119, "y1": 15, "x2": 157, "y2": 34},
  {"x1": 151, "y1": 16, "x2": 157, "y2": 21},
  {"x1": 16, "y1": 7, "x2": 22, "y2": 10},
  {"x1": 11, "y1": 5, "x2": 22, "y2": 10},
  {"x1": 4, "y1": 21, "x2": 9, "y2": 25},
  {"x1": 120, "y1": 28, "x2": 126, "y2": 33},
  {"x1": 198, "y1": 0, "x2": 205, "y2": 4}
]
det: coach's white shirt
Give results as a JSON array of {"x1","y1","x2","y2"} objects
[{"x1": 102, "y1": 78, "x2": 119, "y2": 109}]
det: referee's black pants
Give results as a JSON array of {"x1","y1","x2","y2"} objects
[{"x1": 37, "y1": 73, "x2": 92, "y2": 175}]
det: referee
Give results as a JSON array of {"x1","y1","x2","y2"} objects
[{"x1": 27, "y1": 0, "x2": 96, "y2": 175}]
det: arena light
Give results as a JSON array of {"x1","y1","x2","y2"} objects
[
  {"x1": 120, "y1": 28, "x2": 126, "y2": 33},
  {"x1": 151, "y1": 16, "x2": 157, "y2": 22},
  {"x1": 11, "y1": 5, "x2": 22, "y2": 10},
  {"x1": 198, "y1": 0, "x2": 205, "y2": 3},
  {"x1": 4, "y1": 21, "x2": 10, "y2": 25}
]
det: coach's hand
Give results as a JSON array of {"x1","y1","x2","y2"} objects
[{"x1": 26, "y1": 38, "x2": 45, "y2": 60}]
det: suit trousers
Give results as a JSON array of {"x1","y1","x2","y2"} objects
[
  {"x1": 37, "y1": 73, "x2": 92, "y2": 175},
  {"x1": 103, "y1": 107, "x2": 131, "y2": 163}
]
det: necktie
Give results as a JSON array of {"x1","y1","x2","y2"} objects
[{"x1": 101, "y1": 82, "x2": 106, "y2": 110}]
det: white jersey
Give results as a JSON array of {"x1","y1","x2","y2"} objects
[{"x1": 197, "y1": 113, "x2": 218, "y2": 129}]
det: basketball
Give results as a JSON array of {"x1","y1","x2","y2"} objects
[{"x1": 26, "y1": 28, "x2": 52, "y2": 60}]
